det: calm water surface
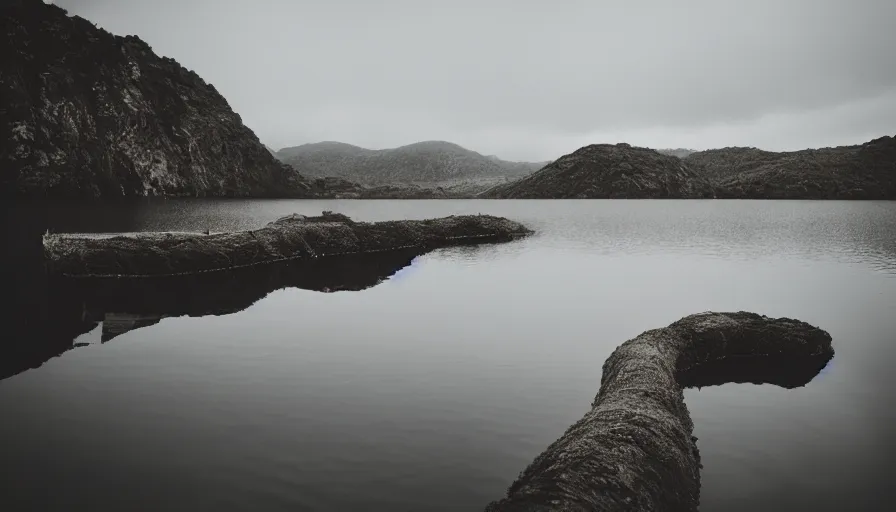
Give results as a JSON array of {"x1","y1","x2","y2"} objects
[{"x1": 1, "y1": 200, "x2": 894, "y2": 511}]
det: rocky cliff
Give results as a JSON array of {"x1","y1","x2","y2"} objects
[
  {"x1": 482, "y1": 143, "x2": 716, "y2": 199},
  {"x1": 0, "y1": 0, "x2": 327, "y2": 198},
  {"x1": 275, "y1": 140, "x2": 546, "y2": 188},
  {"x1": 686, "y1": 136, "x2": 896, "y2": 199}
]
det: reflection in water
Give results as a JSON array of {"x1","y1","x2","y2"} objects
[
  {"x1": 679, "y1": 354, "x2": 833, "y2": 390},
  {"x1": 1, "y1": 199, "x2": 893, "y2": 512},
  {"x1": 1, "y1": 249, "x2": 423, "y2": 381}
]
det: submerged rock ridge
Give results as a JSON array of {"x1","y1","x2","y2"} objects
[
  {"x1": 1, "y1": 0, "x2": 332, "y2": 198},
  {"x1": 481, "y1": 143, "x2": 716, "y2": 199},
  {"x1": 42, "y1": 212, "x2": 532, "y2": 277},
  {"x1": 485, "y1": 311, "x2": 834, "y2": 512}
]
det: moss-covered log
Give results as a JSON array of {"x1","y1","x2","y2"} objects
[
  {"x1": 485, "y1": 311, "x2": 834, "y2": 512},
  {"x1": 42, "y1": 212, "x2": 532, "y2": 277}
]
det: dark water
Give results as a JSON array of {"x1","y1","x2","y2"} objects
[{"x1": 1, "y1": 199, "x2": 894, "y2": 511}]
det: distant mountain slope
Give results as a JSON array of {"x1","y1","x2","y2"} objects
[
  {"x1": 0, "y1": 0, "x2": 325, "y2": 198},
  {"x1": 656, "y1": 148, "x2": 697, "y2": 159},
  {"x1": 481, "y1": 143, "x2": 715, "y2": 199},
  {"x1": 274, "y1": 140, "x2": 546, "y2": 186},
  {"x1": 686, "y1": 136, "x2": 896, "y2": 199}
]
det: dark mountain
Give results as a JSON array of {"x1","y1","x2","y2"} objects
[
  {"x1": 656, "y1": 148, "x2": 697, "y2": 159},
  {"x1": 481, "y1": 143, "x2": 715, "y2": 199},
  {"x1": 685, "y1": 136, "x2": 896, "y2": 199},
  {"x1": 274, "y1": 140, "x2": 546, "y2": 187},
  {"x1": 0, "y1": 0, "x2": 336, "y2": 198}
]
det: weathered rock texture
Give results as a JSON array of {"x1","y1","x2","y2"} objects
[
  {"x1": 276, "y1": 140, "x2": 546, "y2": 189},
  {"x1": 2, "y1": 0, "x2": 422, "y2": 198},
  {"x1": 482, "y1": 143, "x2": 716, "y2": 199},
  {"x1": 43, "y1": 212, "x2": 531, "y2": 277},
  {"x1": 485, "y1": 311, "x2": 834, "y2": 512},
  {"x1": 686, "y1": 135, "x2": 896, "y2": 199}
]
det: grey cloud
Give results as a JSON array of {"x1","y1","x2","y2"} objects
[{"x1": 56, "y1": 0, "x2": 896, "y2": 160}]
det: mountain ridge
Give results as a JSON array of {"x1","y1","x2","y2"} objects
[
  {"x1": 482, "y1": 143, "x2": 716, "y2": 199},
  {"x1": 274, "y1": 139, "x2": 548, "y2": 187},
  {"x1": 483, "y1": 137, "x2": 895, "y2": 199},
  {"x1": 686, "y1": 135, "x2": 896, "y2": 199}
]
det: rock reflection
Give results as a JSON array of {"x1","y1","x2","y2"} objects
[
  {"x1": 1, "y1": 249, "x2": 422, "y2": 381},
  {"x1": 679, "y1": 354, "x2": 834, "y2": 390}
]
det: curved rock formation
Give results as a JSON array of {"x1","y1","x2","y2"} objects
[
  {"x1": 43, "y1": 212, "x2": 531, "y2": 277},
  {"x1": 485, "y1": 311, "x2": 834, "y2": 511}
]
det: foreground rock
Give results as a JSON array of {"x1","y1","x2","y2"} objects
[
  {"x1": 482, "y1": 143, "x2": 716, "y2": 199},
  {"x1": 686, "y1": 135, "x2": 896, "y2": 199},
  {"x1": 485, "y1": 311, "x2": 833, "y2": 511},
  {"x1": 43, "y1": 212, "x2": 531, "y2": 277}
]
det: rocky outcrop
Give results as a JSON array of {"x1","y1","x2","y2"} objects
[
  {"x1": 1, "y1": 0, "x2": 348, "y2": 198},
  {"x1": 43, "y1": 212, "x2": 532, "y2": 277},
  {"x1": 686, "y1": 135, "x2": 896, "y2": 199},
  {"x1": 482, "y1": 143, "x2": 716, "y2": 199},
  {"x1": 485, "y1": 312, "x2": 833, "y2": 511},
  {"x1": 275, "y1": 140, "x2": 546, "y2": 188}
]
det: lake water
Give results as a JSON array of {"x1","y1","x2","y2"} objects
[{"x1": 1, "y1": 199, "x2": 894, "y2": 511}]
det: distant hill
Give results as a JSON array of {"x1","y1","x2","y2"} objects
[
  {"x1": 274, "y1": 140, "x2": 547, "y2": 187},
  {"x1": 656, "y1": 148, "x2": 697, "y2": 159},
  {"x1": 481, "y1": 143, "x2": 715, "y2": 199},
  {"x1": 686, "y1": 136, "x2": 896, "y2": 199}
]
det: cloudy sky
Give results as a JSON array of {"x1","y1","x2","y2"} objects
[{"x1": 55, "y1": 0, "x2": 896, "y2": 161}]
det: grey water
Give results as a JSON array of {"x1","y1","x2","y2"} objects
[{"x1": 1, "y1": 200, "x2": 894, "y2": 511}]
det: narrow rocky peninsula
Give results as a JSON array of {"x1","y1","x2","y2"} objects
[
  {"x1": 43, "y1": 212, "x2": 531, "y2": 277},
  {"x1": 485, "y1": 311, "x2": 833, "y2": 511}
]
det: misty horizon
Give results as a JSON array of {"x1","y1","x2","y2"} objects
[{"x1": 49, "y1": 0, "x2": 896, "y2": 162}]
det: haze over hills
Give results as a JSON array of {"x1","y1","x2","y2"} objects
[
  {"x1": 274, "y1": 140, "x2": 548, "y2": 189},
  {"x1": 4, "y1": 2, "x2": 892, "y2": 201},
  {"x1": 656, "y1": 148, "x2": 698, "y2": 159},
  {"x1": 482, "y1": 143, "x2": 715, "y2": 199}
]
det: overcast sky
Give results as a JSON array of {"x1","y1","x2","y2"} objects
[{"x1": 54, "y1": 0, "x2": 896, "y2": 161}]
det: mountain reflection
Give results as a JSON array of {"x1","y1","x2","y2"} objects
[{"x1": 0, "y1": 249, "x2": 422, "y2": 381}]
